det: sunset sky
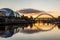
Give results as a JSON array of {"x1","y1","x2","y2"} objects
[{"x1": 0, "y1": 0, "x2": 60, "y2": 17}]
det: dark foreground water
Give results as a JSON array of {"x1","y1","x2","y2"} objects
[{"x1": 0, "y1": 23, "x2": 60, "y2": 40}]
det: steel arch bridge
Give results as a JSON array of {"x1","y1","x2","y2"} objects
[
  {"x1": 34, "y1": 12, "x2": 55, "y2": 19},
  {"x1": 33, "y1": 13, "x2": 56, "y2": 31}
]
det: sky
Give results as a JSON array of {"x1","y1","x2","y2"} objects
[
  {"x1": 0, "y1": 0, "x2": 60, "y2": 17},
  {"x1": 0, "y1": 0, "x2": 60, "y2": 11}
]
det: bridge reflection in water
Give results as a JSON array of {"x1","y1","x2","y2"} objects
[{"x1": 0, "y1": 22, "x2": 60, "y2": 38}]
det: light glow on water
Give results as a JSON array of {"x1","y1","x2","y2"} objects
[{"x1": 20, "y1": 22, "x2": 56, "y2": 32}]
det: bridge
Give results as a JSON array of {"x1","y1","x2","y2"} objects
[{"x1": 34, "y1": 12, "x2": 58, "y2": 24}]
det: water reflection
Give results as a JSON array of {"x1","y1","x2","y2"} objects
[{"x1": 0, "y1": 22, "x2": 60, "y2": 38}]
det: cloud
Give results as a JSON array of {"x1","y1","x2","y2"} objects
[{"x1": 18, "y1": 9, "x2": 43, "y2": 13}]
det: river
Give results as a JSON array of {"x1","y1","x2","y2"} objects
[{"x1": 0, "y1": 22, "x2": 60, "y2": 40}]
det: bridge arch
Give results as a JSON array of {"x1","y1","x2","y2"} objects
[{"x1": 34, "y1": 13, "x2": 55, "y2": 19}]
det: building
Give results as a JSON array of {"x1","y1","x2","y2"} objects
[{"x1": 0, "y1": 8, "x2": 20, "y2": 17}]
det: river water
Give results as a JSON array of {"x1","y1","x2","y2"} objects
[{"x1": 0, "y1": 22, "x2": 60, "y2": 40}]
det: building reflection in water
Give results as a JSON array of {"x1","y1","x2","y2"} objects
[{"x1": 0, "y1": 22, "x2": 60, "y2": 38}]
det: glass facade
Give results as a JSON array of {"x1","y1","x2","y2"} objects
[{"x1": 0, "y1": 8, "x2": 20, "y2": 17}]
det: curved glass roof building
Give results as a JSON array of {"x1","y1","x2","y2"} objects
[{"x1": 0, "y1": 8, "x2": 20, "y2": 17}]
